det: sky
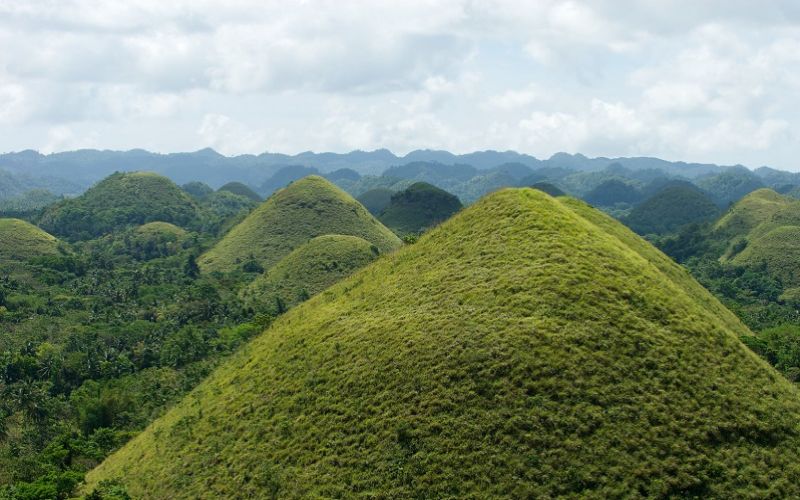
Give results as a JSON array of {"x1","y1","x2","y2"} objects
[{"x1": 1, "y1": 0, "x2": 800, "y2": 170}]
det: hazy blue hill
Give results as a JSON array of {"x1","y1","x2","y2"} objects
[
  {"x1": 379, "y1": 182, "x2": 462, "y2": 234},
  {"x1": 357, "y1": 188, "x2": 395, "y2": 216},
  {"x1": 624, "y1": 184, "x2": 720, "y2": 235},
  {"x1": 217, "y1": 182, "x2": 262, "y2": 202},
  {"x1": 583, "y1": 179, "x2": 641, "y2": 207},
  {"x1": 259, "y1": 165, "x2": 319, "y2": 196},
  {"x1": 489, "y1": 162, "x2": 535, "y2": 180},
  {"x1": 755, "y1": 166, "x2": 800, "y2": 189},
  {"x1": 382, "y1": 161, "x2": 478, "y2": 187},
  {"x1": 450, "y1": 170, "x2": 517, "y2": 204},
  {"x1": 323, "y1": 168, "x2": 361, "y2": 182},
  {"x1": 697, "y1": 166, "x2": 766, "y2": 206},
  {"x1": 529, "y1": 182, "x2": 565, "y2": 196},
  {"x1": 181, "y1": 181, "x2": 214, "y2": 199}
]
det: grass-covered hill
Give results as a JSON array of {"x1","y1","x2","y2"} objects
[
  {"x1": 199, "y1": 176, "x2": 401, "y2": 273},
  {"x1": 0, "y1": 218, "x2": 61, "y2": 260},
  {"x1": 713, "y1": 188, "x2": 792, "y2": 238},
  {"x1": 86, "y1": 188, "x2": 800, "y2": 498},
  {"x1": 624, "y1": 184, "x2": 720, "y2": 235},
  {"x1": 241, "y1": 234, "x2": 379, "y2": 312},
  {"x1": 732, "y1": 225, "x2": 800, "y2": 286},
  {"x1": 356, "y1": 188, "x2": 395, "y2": 216},
  {"x1": 39, "y1": 172, "x2": 201, "y2": 240},
  {"x1": 217, "y1": 182, "x2": 262, "y2": 202},
  {"x1": 379, "y1": 182, "x2": 462, "y2": 235}
]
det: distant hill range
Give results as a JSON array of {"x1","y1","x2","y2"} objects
[{"x1": 2, "y1": 148, "x2": 799, "y2": 213}]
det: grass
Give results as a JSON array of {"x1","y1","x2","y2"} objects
[
  {"x1": 733, "y1": 226, "x2": 800, "y2": 286},
  {"x1": 378, "y1": 182, "x2": 462, "y2": 235},
  {"x1": 84, "y1": 188, "x2": 800, "y2": 498},
  {"x1": 199, "y1": 176, "x2": 401, "y2": 273},
  {"x1": 241, "y1": 234, "x2": 380, "y2": 312},
  {"x1": 713, "y1": 188, "x2": 791, "y2": 237},
  {"x1": 0, "y1": 218, "x2": 60, "y2": 261}
]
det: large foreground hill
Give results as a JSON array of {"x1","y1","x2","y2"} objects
[{"x1": 86, "y1": 188, "x2": 800, "y2": 498}]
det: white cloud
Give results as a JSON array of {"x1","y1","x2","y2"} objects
[{"x1": 1, "y1": 1, "x2": 800, "y2": 169}]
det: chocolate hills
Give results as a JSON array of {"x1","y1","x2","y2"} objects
[
  {"x1": 86, "y1": 187, "x2": 800, "y2": 498},
  {"x1": 0, "y1": 218, "x2": 61, "y2": 260},
  {"x1": 198, "y1": 176, "x2": 401, "y2": 273},
  {"x1": 39, "y1": 172, "x2": 201, "y2": 240},
  {"x1": 241, "y1": 234, "x2": 380, "y2": 312}
]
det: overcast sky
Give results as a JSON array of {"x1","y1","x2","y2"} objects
[{"x1": 1, "y1": 1, "x2": 799, "y2": 170}]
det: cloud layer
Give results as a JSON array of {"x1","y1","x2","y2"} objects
[{"x1": 1, "y1": 0, "x2": 799, "y2": 169}]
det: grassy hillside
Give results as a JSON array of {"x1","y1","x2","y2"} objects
[
  {"x1": 218, "y1": 182, "x2": 262, "y2": 202},
  {"x1": 713, "y1": 188, "x2": 793, "y2": 236},
  {"x1": 86, "y1": 188, "x2": 800, "y2": 498},
  {"x1": 356, "y1": 188, "x2": 394, "y2": 216},
  {"x1": 39, "y1": 172, "x2": 201, "y2": 239},
  {"x1": 379, "y1": 182, "x2": 462, "y2": 235},
  {"x1": 732, "y1": 226, "x2": 800, "y2": 286},
  {"x1": 624, "y1": 184, "x2": 719, "y2": 235},
  {"x1": 0, "y1": 218, "x2": 61, "y2": 260},
  {"x1": 199, "y1": 176, "x2": 401, "y2": 273},
  {"x1": 241, "y1": 235, "x2": 379, "y2": 312}
]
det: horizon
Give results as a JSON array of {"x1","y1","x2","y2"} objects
[{"x1": 2, "y1": 2, "x2": 800, "y2": 171}]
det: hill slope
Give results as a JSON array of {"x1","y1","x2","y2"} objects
[
  {"x1": 241, "y1": 234, "x2": 380, "y2": 312},
  {"x1": 199, "y1": 176, "x2": 401, "y2": 273},
  {"x1": 86, "y1": 188, "x2": 800, "y2": 498},
  {"x1": 217, "y1": 182, "x2": 262, "y2": 202},
  {"x1": 39, "y1": 172, "x2": 200, "y2": 239},
  {"x1": 379, "y1": 182, "x2": 462, "y2": 234},
  {"x1": 624, "y1": 184, "x2": 720, "y2": 235},
  {"x1": 0, "y1": 218, "x2": 60, "y2": 260},
  {"x1": 713, "y1": 188, "x2": 792, "y2": 238}
]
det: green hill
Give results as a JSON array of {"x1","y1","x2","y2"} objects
[
  {"x1": 356, "y1": 188, "x2": 395, "y2": 216},
  {"x1": 0, "y1": 218, "x2": 60, "y2": 260},
  {"x1": 199, "y1": 176, "x2": 401, "y2": 273},
  {"x1": 86, "y1": 188, "x2": 800, "y2": 498},
  {"x1": 697, "y1": 166, "x2": 765, "y2": 206},
  {"x1": 732, "y1": 225, "x2": 800, "y2": 286},
  {"x1": 713, "y1": 188, "x2": 792, "y2": 238},
  {"x1": 529, "y1": 181, "x2": 565, "y2": 197},
  {"x1": 624, "y1": 184, "x2": 719, "y2": 235},
  {"x1": 39, "y1": 172, "x2": 201, "y2": 239},
  {"x1": 583, "y1": 179, "x2": 641, "y2": 207},
  {"x1": 379, "y1": 182, "x2": 462, "y2": 235},
  {"x1": 218, "y1": 182, "x2": 262, "y2": 202},
  {"x1": 241, "y1": 235, "x2": 379, "y2": 312}
]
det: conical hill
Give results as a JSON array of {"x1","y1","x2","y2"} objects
[
  {"x1": 0, "y1": 218, "x2": 60, "y2": 260},
  {"x1": 86, "y1": 188, "x2": 800, "y2": 498},
  {"x1": 198, "y1": 176, "x2": 401, "y2": 273}
]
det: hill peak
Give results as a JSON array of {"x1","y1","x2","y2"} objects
[{"x1": 199, "y1": 175, "x2": 400, "y2": 273}]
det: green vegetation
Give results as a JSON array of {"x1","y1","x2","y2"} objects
[
  {"x1": 583, "y1": 179, "x2": 641, "y2": 207},
  {"x1": 85, "y1": 188, "x2": 800, "y2": 498},
  {"x1": 528, "y1": 182, "x2": 565, "y2": 197},
  {"x1": 39, "y1": 172, "x2": 201, "y2": 240},
  {"x1": 713, "y1": 188, "x2": 792, "y2": 238},
  {"x1": 379, "y1": 182, "x2": 462, "y2": 235},
  {"x1": 697, "y1": 167, "x2": 765, "y2": 206},
  {"x1": 0, "y1": 218, "x2": 61, "y2": 261},
  {"x1": 356, "y1": 188, "x2": 394, "y2": 216},
  {"x1": 732, "y1": 226, "x2": 800, "y2": 286},
  {"x1": 241, "y1": 235, "x2": 380, "y2": 313},
  {"x1": 217, "y1": 182, "x2": 261, "y2": 202},
  {"x1": 199, "y1": 176, "x2": 401, "y2": 274},
  {"x1": 624, "y1": 184, "x2": 719, "y2": 235}
]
